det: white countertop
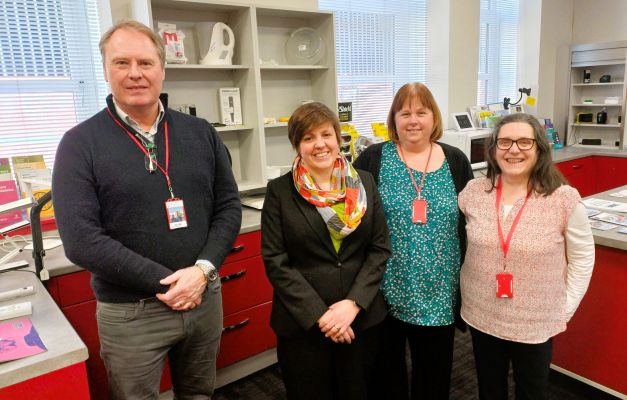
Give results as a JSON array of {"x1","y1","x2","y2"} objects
[
  {"x1": 584, "y1": 185, "x2": 627, "y2": 251},
  {"x1": 0, "y1": 271, "x2": 88, "y2": 388}
]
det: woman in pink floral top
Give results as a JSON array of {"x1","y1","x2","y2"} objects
[{"x1": 458, "y1": 113, "x2": 595, "y2": 400}]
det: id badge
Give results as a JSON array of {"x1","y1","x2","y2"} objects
[
  {"x1": 496, "y1": 272, "x2": 513, "y2": 298},
  {"x1": 412, "y1": 199, "x2": 428, "y2": 224},
  {"x1": 165, "y1": 198, "x2": 188, "y2": 230}
]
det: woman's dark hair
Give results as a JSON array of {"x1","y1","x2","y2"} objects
[
  {"x1": 485, "y1": 113, "x2": 566, "y2": 195},
  {"x1": 288, "y1": 102, "x2": 341, "y2": 150},
  {"x1": 387, "y1": 82, "x2": 443, "y2": 143}
]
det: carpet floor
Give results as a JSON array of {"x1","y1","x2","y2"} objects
[{"x1": 210, "y1": 329, "x2": 620, "y2": 400}]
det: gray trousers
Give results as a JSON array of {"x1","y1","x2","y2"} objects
[{"x1": 96, "y1": 279, "x2": 223, "y2": 400}]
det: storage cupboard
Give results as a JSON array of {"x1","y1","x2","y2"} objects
[{"x1": 129, "y1": 0, "x2": 338, "y2": 191}]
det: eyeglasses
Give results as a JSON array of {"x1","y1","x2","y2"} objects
[
  {"x1": 144, "y1": 142, "x2": 157, "y2": 173},
  {"x1": 496, "y1": 138, "x2": 536, "y2": 151}
]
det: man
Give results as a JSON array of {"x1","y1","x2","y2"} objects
[{"x1": 52, "y1": 20, "x2": 241, "y2": 399}]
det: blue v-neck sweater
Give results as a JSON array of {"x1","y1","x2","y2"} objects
[{"x1": 52, "y1": 95, "x2": 241, "y2": 302}]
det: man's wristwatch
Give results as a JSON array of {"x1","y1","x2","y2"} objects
[{"x1": 195, "y1": 263, "x2": 219, "y2": 282}]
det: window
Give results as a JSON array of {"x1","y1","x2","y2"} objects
[
  {"x1": 319, "y1": 1, "x2": 428, "y2": 137},
  {"x1": 0, "y1": 0, "x2": 107, "y2": 168},
  {"x1": 477, "y1": 0, "x2": 519, "y2": 105}
]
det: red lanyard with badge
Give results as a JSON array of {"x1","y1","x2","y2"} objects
[
  {"x1": 107, "y1": 109, "x2": 188, "y2": 230},
  {"x1": 397, "y1": 143, "x2": 432, "y2": 224},
  {"x1": 495, "y1": 176, "x2": 531, "y2": 298}
]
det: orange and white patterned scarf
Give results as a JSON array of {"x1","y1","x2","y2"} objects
[{"x1": 292, "y1": 155, "x2": 367, "y2": 238}]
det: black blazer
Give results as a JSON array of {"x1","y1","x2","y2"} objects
[{"x1": 261, "y1": 170, "x2": 391, "y2": 338}]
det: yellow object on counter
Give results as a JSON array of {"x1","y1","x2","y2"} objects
[{"x1": 371, "y1": 122, "x2": 389, "y2": 141}]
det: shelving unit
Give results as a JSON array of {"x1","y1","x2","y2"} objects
[
  {"x1": 135, "y1": 0, "x2": 337, "y2": 191},
  {"x1": 566, "y1": 41, "x2": 627, "y2": 149}
]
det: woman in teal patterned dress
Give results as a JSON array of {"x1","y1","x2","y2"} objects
[{"x1": 354, "y1": 82, "x2": 473, "y2": 399}]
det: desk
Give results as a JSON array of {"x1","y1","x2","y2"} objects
[
  {"x1": 0, "y1": 270, "x2": 89, "y2": 399},
  {"x1": 552, "y1": 185, "x2": 627, "y2": 398}
]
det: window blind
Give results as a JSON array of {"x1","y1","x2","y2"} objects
[
  {"x1": 477, "y1": 0, "x2": 519, "y2": 106},
  {"x1": 0, "y1": 0, "x2": 106, "y2": 169},
  {"x1": 319, "y1": 1, "x2": 428, "y2": 137}
]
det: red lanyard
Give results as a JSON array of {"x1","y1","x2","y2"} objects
[
  {"x1": 106, "y1": 108, "x2": 175, "y2": 198},
  {"x1": 495, "y1": 176, "x2": 531, "y2": 263},
  {"x1": 397, "y1": 143, "x2": 432, "y2": 199}
]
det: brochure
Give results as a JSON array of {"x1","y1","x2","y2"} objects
[
  {"x1": 589, "y1": 221, "x2": 617, "y2": 231},
  {"x1": 11, "y1": 155, "x2": 54, "y2": 218},
  {"x1": 582, "y1": 198, "x2": 627, "y2": 213},
  {"x1": 0, "y1": 180, "x2": 24, "y2": 228},
  {"x1": 608, "y1": 189, "x2": 627, "y2": 198},
  {"x1": 590, "y1": 212, "x2": 627, "y2": 227},
  {"x1": 0, "y1": 317, "x2": 46, "y2": 363}
]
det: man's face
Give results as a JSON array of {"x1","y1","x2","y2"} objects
[{"x1": 103, "y1": 28, "x2": 165, "y2": 117}]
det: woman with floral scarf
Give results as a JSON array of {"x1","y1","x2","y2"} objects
[{"x1": 261, "y1": 102, "x2": 391, "y2": 400}]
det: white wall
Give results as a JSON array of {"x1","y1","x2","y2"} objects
[
  {"x1": 537, "y1": 0, "x2": 574, "y2": 138},
  {"x1": 428, "y1": 0, "x2": 480, "y2": 129},
  {"x1": 572, "y1": 0, "x2": 627, "y2": 44},
  {"x1": 448, "y1": 0, "x2": 480, "y2": 125}
]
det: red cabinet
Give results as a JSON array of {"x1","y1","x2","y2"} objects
[
  {"x1": 217, "y1": 301, "x2": 275, "y2": 369},
  {"x1": 553, "y1": 245, "x2": 627, "y2": 396},
  {"x1": 555, "y1": 156, "x2": 596, "y2": 197},
  {"x1": 555, "y1": 155, "x2": 627, "y2": 196},
  {"x1": 46, "y1": 230, "x2": 273, "y2": 399},
  {"x1": 593, "y1": 156, "x2": 627, "y2": 193}
]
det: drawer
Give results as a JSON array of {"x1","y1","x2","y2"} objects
[
  {"x1": 217, "y1": 301, "x2": 276, "y2": 369},
  {"x1": 555, "y1": 156, "x2": 593, "y2": 177},
  {"x1": 222, "y1": 231, "x2": 261, "y2": 264},
  {"x1": 53, "y1": 270, "x2": 95, "y2": 307},
  {"x1": 220, "y1": 256, "x2": 273, "y2": 316}
]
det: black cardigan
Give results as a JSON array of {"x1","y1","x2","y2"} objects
[{"x1": 353, "y1": 141, "x2": 474, "y2": 330}]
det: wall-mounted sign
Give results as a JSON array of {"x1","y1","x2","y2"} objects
[{"x1": 338, "y1": 102, "x2": 352, "y2": 122}]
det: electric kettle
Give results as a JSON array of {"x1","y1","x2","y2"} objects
[{"x1": 199, "y1": 22, "x2": 234, "y2": 65}]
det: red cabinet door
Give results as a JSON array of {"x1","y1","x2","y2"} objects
[
  {"x1": 217, "y1": 301, "x2": 276, "y2": 369},
  {"x1": 223, "y1": 231, "x2": 262, "y2": 264},
  {"x1": 555, "y1": 157, "x2": 595, "y2": 196},
  {"x1": 220, "y1": 256, "x2": 273, "y2": 316},
  {"x1": 553, "y1": 246, "x2": 627, "y2": 395},
  {"x1": 594, "y1": 156, "x2": 627, "y2": 193}
]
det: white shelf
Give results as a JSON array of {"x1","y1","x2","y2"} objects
[
  {"x1": 215, "y1": 125, "x2": 253, "y2": 132},
  {"x1": 145, "y1": 0, "x2": 336, "y2": 191},
  {"x1": 236, "y1": 181, "x2": 267, "y2": 192},
  {"x1": 567, "y1": 42, "x2": 627, "y2": 148},
  {"x1": 260, "y1": 65, "x2": 329, "y2": 70},
  {"x1": 572, "y1": 60, "x2": 625, "y2": 67},
  {"x1": 571, "y1": 144, "x2": 619, "y2": 150},
  {"x1": 571, "y1": 82, "x2": 624, "y2": 87},
  {"x1": 570, "y1": 123, "x2": 621, "y2": 128},
  {"x1": 571, "y1": 104, "x2": 622, "y2": 107},
  {"x1": 166, "y1": 64, "x2": 249, "y2": 70},
  {"x1": 264, "y1": 122, "x2": 288, "y2": 128}
]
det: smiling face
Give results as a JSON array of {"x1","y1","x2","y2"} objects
[
  {"x1": 394, "y1": 99, "x2": 435, "y2": 148},
  {"x1": 495, "y1": 122, "x2": 538, "y2": 181},
  {"x1": 103, "y1": 28, "x2": 165, "y2": 119},
  {"x1": 297, "y1": 122, "x2": 340, "y2": 178}
]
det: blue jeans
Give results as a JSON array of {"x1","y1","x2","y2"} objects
[{"x1": 96, "y1": 279, "x2": 223, "y2": 400}]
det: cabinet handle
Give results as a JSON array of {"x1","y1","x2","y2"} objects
[
  {"x1": 229, "y1": 244, "x2": 245, "y2": 254},
  {"x1": 572, "y1": 164, "x2": 582, "y2": 170},
  {"x1": 220, "y1": 270, "x2": 247, "y2": 283},
  {"x1": 223, "y1": 318, "x2": 250, "y2": 333}
]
